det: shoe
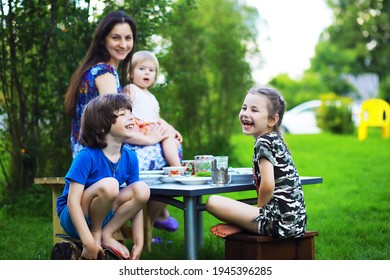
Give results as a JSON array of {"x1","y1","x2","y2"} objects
[
  {"x1": 153, "y1": 216, "x2": 179, "y2": 232},
  {"x1": 101, "y1": 244, "x2": 127, "y2": 260},
  {"x1": 152, "y1": 237, "x2": 174, "y2": 245},
  {"x1": 152, "y1": 237, "x2": 163, "y2": 245}
]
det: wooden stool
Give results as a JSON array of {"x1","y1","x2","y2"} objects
[
  {"x1": 225, "y1": 230, "x2": 318, "y2": 260},
  {"x1": 34, "y1": 177, "x2": 152, "y2": 253}
]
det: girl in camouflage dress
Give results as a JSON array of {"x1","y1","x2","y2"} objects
[{"x1": 206, "y1": 87, "x2": 306, "y2": 238}]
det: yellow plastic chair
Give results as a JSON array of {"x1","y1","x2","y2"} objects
[{"x1": 358, "y1": 98, "x2": 390, "y2": 140}]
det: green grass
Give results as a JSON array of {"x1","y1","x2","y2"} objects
[{"x1": 1, "y1": 130, "x2": 390, "y2": 259}]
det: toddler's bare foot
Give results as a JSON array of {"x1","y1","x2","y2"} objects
[
  {"x1": 101, "y1": 237, "x2": 130, "y2": 259},
  {"x1": 210, "y1": 223, "x2": 243, "y2": 238}
]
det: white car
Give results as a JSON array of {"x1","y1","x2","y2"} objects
[
  {"x1": 281, "y1": 100, "x2": 361, "y2": 134},
  {"x1": 281, "y1": 100, "x2": 322, "y2": 134}
]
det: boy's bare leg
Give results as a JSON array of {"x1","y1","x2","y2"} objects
[
  {"x1": 129, "y1": 210, "x2": 144, "y2": 260},
  {"x1": 82, "y1": 178, "x2": 119, "y2": 250},
  {"x1": 101, "y1": 182, "x2": 150, "y2": 259}
]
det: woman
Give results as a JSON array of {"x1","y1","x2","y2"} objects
[
  {"x1": 64, "y1": 10, "x2": 138, "y2": 158},
  {"x1": 64, "y1": 10, "x2": 177, "y2": 242}
]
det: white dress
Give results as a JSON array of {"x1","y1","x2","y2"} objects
[
  {"x1": 130, "y1": 84, "x2": 160, "y2": 131},
  {"x1": 124, "y1": 84, "x2": 169, "y2": 170}
]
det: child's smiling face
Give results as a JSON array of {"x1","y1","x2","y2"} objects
[
  {"x1": 239, "y1": 93, "x2": 278, "y2": 139},
  {"x1": 109, "y1": 109, "x2": 135, "y2": 139}
]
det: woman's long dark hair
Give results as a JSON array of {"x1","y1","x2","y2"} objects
[{"x1": 65, "y1": 10, "x2": 137, "y2": 117}]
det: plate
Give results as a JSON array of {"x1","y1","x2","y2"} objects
[
  {"x1": 230, "y1": 168, "x2": 252, "y2": 174},
  {"x1": 139, "y1": 174, "x2": 162, "y2": 185},
  {"x1": 140, "y1": 170, "x2": 164, "y2": 175},
  {"x1": 230, "y1": 173, "x2": 253, "y2": 184},
  {"x1": 159, "y1": 175, "x2": 185, "y2": 183},
  {"x1": 175, "y1": 177, "x2": 211, "y2": 185}
]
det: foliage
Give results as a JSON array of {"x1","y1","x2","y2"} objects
[
  {"x1": 155, "y1": 0, "x2": 258, "y2": 158},
  {"x1": 379, "y1": 74, "x2": 390, "y2": 101},
  {"x1": 309, "y1": 41, "x2": 358, "y2": 96},
  {"x1": 310, "y1": 0, "x2": 390, "y2": 99},
  {"x1": 0, "y1": 0, "x2": 96, "y2": 194},
  {"x1": 269, "y1": 72, "x2": 326, "y2": 110},
  {"x1": 316, "y1": 93, "x2": 355, "y2": 134}
]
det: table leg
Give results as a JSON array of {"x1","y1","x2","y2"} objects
[
  {"x1": 196, "y1": 196, "x2": 203, "y2": 247},
  {"x1": 183, "y1": 196, "x2": 197, "y2": 260}
]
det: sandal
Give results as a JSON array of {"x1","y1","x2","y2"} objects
[
  {"x1": 153, "y1": 216, "x2": 179, "y2": 232},
  {"x1": 152, "y1": 237, "x2": 163, "y2": 245}
]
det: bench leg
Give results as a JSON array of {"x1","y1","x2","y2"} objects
[{"x1": 296, "y1": 236, "x2": 315, "y2": 260}]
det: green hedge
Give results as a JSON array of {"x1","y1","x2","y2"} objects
[{"x1": 316, "y1": 93, "x2": 355, "y2": 134}]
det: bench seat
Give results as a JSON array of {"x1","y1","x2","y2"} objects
[{"x1": 225, "y1": 230, "x2": 318, "y2": 260}]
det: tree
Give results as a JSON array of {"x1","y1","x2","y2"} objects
[
  {"x1": 310, "y1": 0, "x2": 390, "y2": 100},
  {"x1": 0, "y1": 0, "x2": 96, "y2": 195},
  {"x1": 156, "y1": 0, "x2": 258, "y2": 158}
]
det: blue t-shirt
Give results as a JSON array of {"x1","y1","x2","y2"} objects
[{"x1": 56, "y1": 145, "x2": 139, "y2": 215}]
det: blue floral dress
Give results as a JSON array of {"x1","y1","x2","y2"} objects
[{"x1": 70, "y1": 64, "x2": 121, "y2": 158}]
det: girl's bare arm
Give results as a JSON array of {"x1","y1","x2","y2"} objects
[{"x1": 257, "y1": 158, "x2": 275, "y2": 207}]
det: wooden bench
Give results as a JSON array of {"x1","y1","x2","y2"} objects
[
  {"x1": 225, "y1": 230, "x2": 318, "y2": 260},
  {"x1": 34, "y1": 177, "x2": 152, "y2": 253}
]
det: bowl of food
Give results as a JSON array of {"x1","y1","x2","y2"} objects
[{"x1": 163, "y1": 166, "x2": 187, "y2": 177}]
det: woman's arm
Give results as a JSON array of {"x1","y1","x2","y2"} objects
[
  {"x1": 257, "y1": 158, "x2": 275, "y2": 207},
  {"x1": 95, "y1": 73, "x2": 119, "y2": 94}
]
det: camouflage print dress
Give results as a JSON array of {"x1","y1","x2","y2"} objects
[{"x1": 252, "y1": 132, "x2": 306, "y2": 238}]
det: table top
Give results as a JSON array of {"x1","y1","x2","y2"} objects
[
  {"x1": 149, "y1": 176, "x2": 323, "y2": 196},
  {"x1": 35, "y1": 176, "x2": 323, "y2": 197}
]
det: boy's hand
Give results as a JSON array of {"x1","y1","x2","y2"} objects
[
  {"x1": 130, "y1": 243, "x2": 143, "y2": 260},
  {"x1": 81, "y1": 243, "x2": 104, "y2": 260}
]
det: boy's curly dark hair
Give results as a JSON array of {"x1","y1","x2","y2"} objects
[{"x1": 80, "y1": 94, "x2": 132, "y2": 148}]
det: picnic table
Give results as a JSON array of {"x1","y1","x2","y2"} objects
[
  {"x1": 149, "y1": 176, "x2": 322, "y2": 260},
  {"x1": 35, "y1": 176, "x2": 323, "y2": 260}
]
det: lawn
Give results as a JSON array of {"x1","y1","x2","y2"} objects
[{"x1": 0, "y1": 130, "x2": 389, "y2": 260}]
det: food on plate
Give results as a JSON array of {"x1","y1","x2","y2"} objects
[{"x1": 195, "y1": 171, "x2": 211, "y2": 177}]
